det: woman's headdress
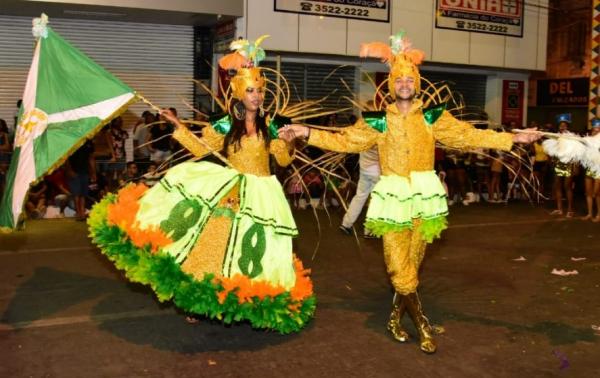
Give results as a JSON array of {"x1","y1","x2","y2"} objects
[
  {"x1": 359, "y1": 31, "x2": 425, "y2": 98},
  {"x1": 218, "y1": 35, "x2": 269, "y2": 100}
]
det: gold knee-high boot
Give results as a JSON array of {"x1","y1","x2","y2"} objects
[
  {"x1": 404, "y1": 292, "x2": 437, "y2": 354},
  {"x1": 387, "y1": 292, "x2": 409, "y2": 342}
]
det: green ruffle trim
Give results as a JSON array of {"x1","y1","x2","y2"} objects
[
  {"x1": 364, "y1": 216, "x2": 448, "y2": 243},
  {"x1": 87, "y1": 196, "x2": 316, "y2": 334}
]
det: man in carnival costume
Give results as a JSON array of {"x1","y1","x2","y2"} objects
[{"x1": 281, "y1": 32, "x2": 541, "y2": 353}]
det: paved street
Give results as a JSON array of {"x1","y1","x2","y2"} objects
[{"x1": 1, "y1": 202, "x2": 599, "y2": 377}]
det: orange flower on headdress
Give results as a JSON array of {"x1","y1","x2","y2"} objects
[{"x1": 218, "y1": 35, "x2": 270, "y2": 100}]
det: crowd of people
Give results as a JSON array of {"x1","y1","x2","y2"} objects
[{"x1": 0, "y1": 108, "x2": 599, "y2": 224}]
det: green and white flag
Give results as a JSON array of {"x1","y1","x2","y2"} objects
[{"x1": 0, "y1": 14, "x2": 135, "y2": 230}]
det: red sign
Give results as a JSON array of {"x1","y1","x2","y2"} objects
[{"x1": 501, "y1": 80, "x2": 524, "y2": 127}]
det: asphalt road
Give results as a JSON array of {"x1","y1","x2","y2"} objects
[{"x1": 1, "y1": 201, "x2": 599, "y2": 377}]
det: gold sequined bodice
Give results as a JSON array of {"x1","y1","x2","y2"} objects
[
  {"x1": 173, "y1": 125, "x2": 294, "y2": 176},
  {"x1": 226, "y1": 135, "x2": 272, "y2": 176},
  {"x1": 309, "y1": 101, "x2": 513, "y2": 177}
]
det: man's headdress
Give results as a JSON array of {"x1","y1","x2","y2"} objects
[
  {"x1": 359, "y1": 31, "x2": 425, "y2": 98},
  {"x1": 218, "y1": 35, "x2": 269, "y2": 100}
]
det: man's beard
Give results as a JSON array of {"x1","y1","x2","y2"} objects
[{"x1": 395, "y1": 92, "x2": 415, "y2": 101}]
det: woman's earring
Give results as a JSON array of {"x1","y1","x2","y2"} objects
[
  {"x1": 259, "y1": 105, "x2": 265, "y2": 118},
  {"x1": 233, "y1": 102, "x2": 246, "y2": 121}
]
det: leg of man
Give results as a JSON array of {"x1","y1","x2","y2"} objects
[
  {"x1": 341, "y1": 173, "x2": 378, "y2": 228},
  {"x1": 382, "y1": 220, "x2": 440, "y2": 353}
]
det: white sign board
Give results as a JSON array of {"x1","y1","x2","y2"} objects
[
  {"x1": 436, "y1": 0, "x2": 524, "y2": 37},
  {"x1": 274, "y1": 0, "x2": 390, "y2": 23}
]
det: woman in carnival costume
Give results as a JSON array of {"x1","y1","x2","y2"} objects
[
  {"x1": 582, "y1": 118, "x2": 600, "y2": 221},
  {"x1": 281, "y1": 32, "x2": 540, "y2": 352},
  {"x1": 550, "y1": 113, "x2": 575, "y2": 217},
  {"x1": 88, "y1": 36, "x2": 317, "y2": 333}
]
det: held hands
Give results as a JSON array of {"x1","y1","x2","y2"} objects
[
  {"x1": 512, "y1": 128, "x2": 542, "y2": 144},
  {"x1": 278, "y1": 124, "x2": 309, "y2": 142}
]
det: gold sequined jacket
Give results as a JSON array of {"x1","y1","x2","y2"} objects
[
  {"x1": 173, "y1": 125, "x2": 294, "y2": 177},
  {"x1": 308, "y1": 100, "x2": 513, "y2": 177}
]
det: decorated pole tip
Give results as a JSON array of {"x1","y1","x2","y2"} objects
[{"x1": 32, "y1": 13, "x2": 49, "y2": 39}]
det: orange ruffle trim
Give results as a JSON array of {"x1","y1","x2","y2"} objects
[
  {"x1": 108, "y1": 184, "x2": 313, "y2": 308},
  {"x1": 216, "y1": 256, "x2": 313, "y2": 306},
  {"x1": 107, "y1": 184, "x2": 172, "y2": 252}
]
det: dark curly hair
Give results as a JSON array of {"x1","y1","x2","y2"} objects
[{"x1": 222, "y1": 100, "x2": 270, "y2": 156}]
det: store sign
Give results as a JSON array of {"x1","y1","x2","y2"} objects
[
  {"x1": 537, "y1": 78, "x2": 589, "y2": 107},
  {"x1": 502, "y1": 80, "x2": 524, "y2": 127},
  {"x1": 435, "y1": 0, "x2": 524, "y2": 37},
  {"x1": 274, "y1": 0, "x2": 390, "y2": 23}
]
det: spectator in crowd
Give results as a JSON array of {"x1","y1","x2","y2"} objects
[
  {"x1": 471, "y1": 150, "x2": 490, "y2": 202},
  {"x1": 45, "y1": 166, "x2": 72, "y2": 216},
  {"x1": 445, "y1": 151, "x2": 473, "y2": 205},
  {"x1": 0, "y1": 119, "x2": 11, "y2": 186},
  {"x1": 550, "y1": 114, "x2": 575, "y2": 217},
  {"x1": 105, "y1": 116, "x2": 128, "y2": 187},
  {"x1": 339, "y1": 145, "x2": 380, "y2": 237},
  {"x1": 66, "y1": 140, "x2": 96, "y2": 220},
  {"x1": 488, "y1": 150, "x2": 505, "y2": 203},
  {"x1": 88, "y1": 171, "x2": 108, "y2": 205},
  {"x1": 25, "y1": 182, "x2": 47, "y2": 219},
  {"x1": 106, "y1": 116, "x2": 128, "y2": 162},
  {"x1": 147, "y1": 108, "x2": 174, "y2": 163},
  {"x1": 531, "y1": 139, "x2": 549, "y2": 199},
  {"x1": 505, "y1": 149, "x2": 526, "y2": 201},
  {"x1": 582, "y1": 119, "x2": 600, "y2": 221},
  {"x1": 12, "y1": 99, "x2": 22, "y2": 142},
  {"x1": 118, "y1": 161, "x2": 140, "y2": 187},
  {"x1": 286, "y1": 168, "x2": 303, "y2": 209},
  {"x1": 133, "y1": 111, "x2": 154, "y2": 162},
  {"x1": 0, "y1": 118, "x2": 12, "y2": 173},
  {"x1": 141, "y1": 162, "x2": 160, "y2": 187},
  {"x1": 303, "y1": 169, "x2": 323, "y2": 208}
]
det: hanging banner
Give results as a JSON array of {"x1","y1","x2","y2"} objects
[
  {"x1": 274, "y1": 0, "x2": 390, "y2": 23},
  {"x1": 501, "y1": 80, "x2": 524, "y2": 127},
  {"x1": 435, "y1": 0, "x2": 524, "y2": 37}
]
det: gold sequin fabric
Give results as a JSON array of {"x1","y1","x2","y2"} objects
[
  {"x1": 554, "y1": 161, "x2": 573, "y2": 177},
  {"x1": 174, "y1": 125, "x2": 294, "y2": 176},
  {"x1": 181, "y1": 185, "x2": 240, "y2": 280},
  {"x1": 309, "y1": 100, "x2": 513, "y2": 177},
  {"x1": 382, "y1": 219, "x2": 427, "y2": 295}
]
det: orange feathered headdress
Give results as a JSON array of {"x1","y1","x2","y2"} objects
[
  {"x1": 359, "y1": 31, "x2": 425, "y2": 97},
  {"x1": 218, "y1": 35, "x2": 269, "y2": 100}
]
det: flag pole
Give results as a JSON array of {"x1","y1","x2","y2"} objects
[{"x1": 136, "y1": 93, "x2": 234, "y2": 169}]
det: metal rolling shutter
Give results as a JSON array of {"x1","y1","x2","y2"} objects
[
  {"x1": 420, "y1": 71, "x2": 487, "y2": 115},
  {"x1": 0, "y1": 15, "x2": 194, "y2": 131},
  {"x1": 262, "y1": 60, "x2": 356, "y2": 122}
]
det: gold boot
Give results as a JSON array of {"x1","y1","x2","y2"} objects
[
  {"x1": 404, "y1": 292, "x2": 437, "y2": 354},
  {"x1": 386, "y1": 293, "x2": 409, "y2": 342}
]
